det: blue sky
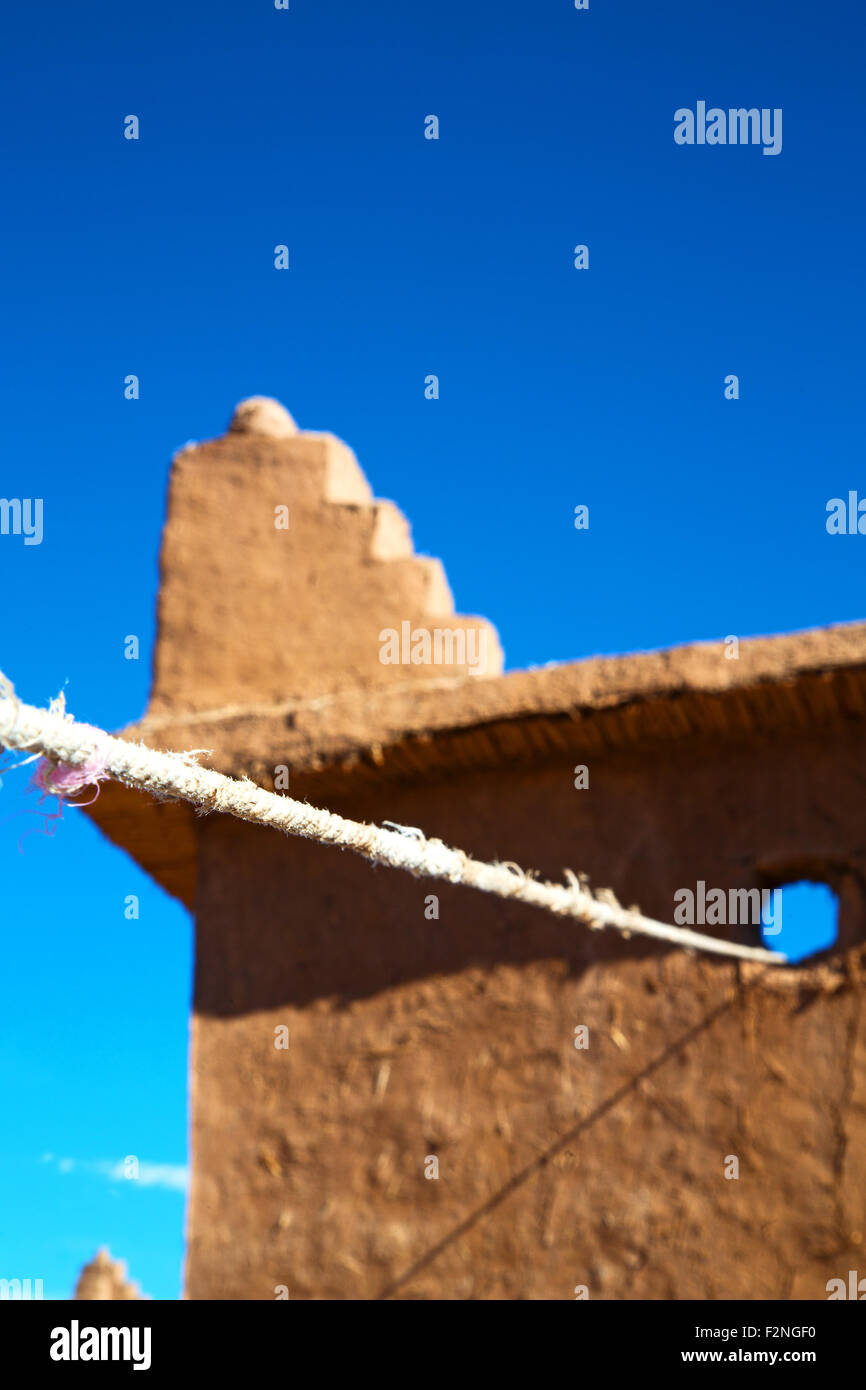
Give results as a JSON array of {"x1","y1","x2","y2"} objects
[{"x1": 1, "y1": 0, "x2": 863, "y2": 1298}]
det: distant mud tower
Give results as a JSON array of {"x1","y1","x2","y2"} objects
[
  {"x1": 88, "y1": 400, "x2": 866, "y2": 1300},
  {"x1": 74, "y1": 1249, "x2": 142, "y2": 1300}
]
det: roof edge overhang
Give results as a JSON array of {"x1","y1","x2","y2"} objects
[{"x1": 83, "y1": 619, "x2": 866, "y2": 911}]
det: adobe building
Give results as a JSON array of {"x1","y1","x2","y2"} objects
[
  {"x1": 74, "y1": 1248, "x2": 143, "y2": 1301},
  {"x1": 87, "y1": 398, "x2": 866, "y2": 1300}
]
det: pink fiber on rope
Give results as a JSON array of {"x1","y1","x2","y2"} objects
[
  {"x1": 31, "y1": 745, "x2": 112, "y2": 807},
  {"x1": 16, "y1": 746, "x2": 113, "y2": 847}
]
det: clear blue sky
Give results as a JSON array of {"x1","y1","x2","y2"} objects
[{"x1": 1, "y1": 0, "x2": 863, "y2": 1299}]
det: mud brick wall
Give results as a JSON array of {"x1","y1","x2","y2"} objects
[{"x1": 185, "y1": 729, "x2": 866, "y2": 1299}]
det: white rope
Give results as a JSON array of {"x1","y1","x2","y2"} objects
[{"x1": 0, "y1": 669, "x2": 785, "y2": 966}]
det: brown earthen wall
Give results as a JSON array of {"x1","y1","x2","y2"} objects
[{"x1": 185, "y1": 726, "x2": 866, "y2": 1299}]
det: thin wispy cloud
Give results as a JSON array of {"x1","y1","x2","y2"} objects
[{"x1": 40, "y1": 1154, "x2": 188, "y2": 1193}]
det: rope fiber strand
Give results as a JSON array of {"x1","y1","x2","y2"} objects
[{"x1": 0, "y1": 669, "x2": 786, "y2": 966}]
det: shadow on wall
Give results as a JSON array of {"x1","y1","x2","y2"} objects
[{"x1": 192, "y1": 781, "x2": 865, "y2": 1018}]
